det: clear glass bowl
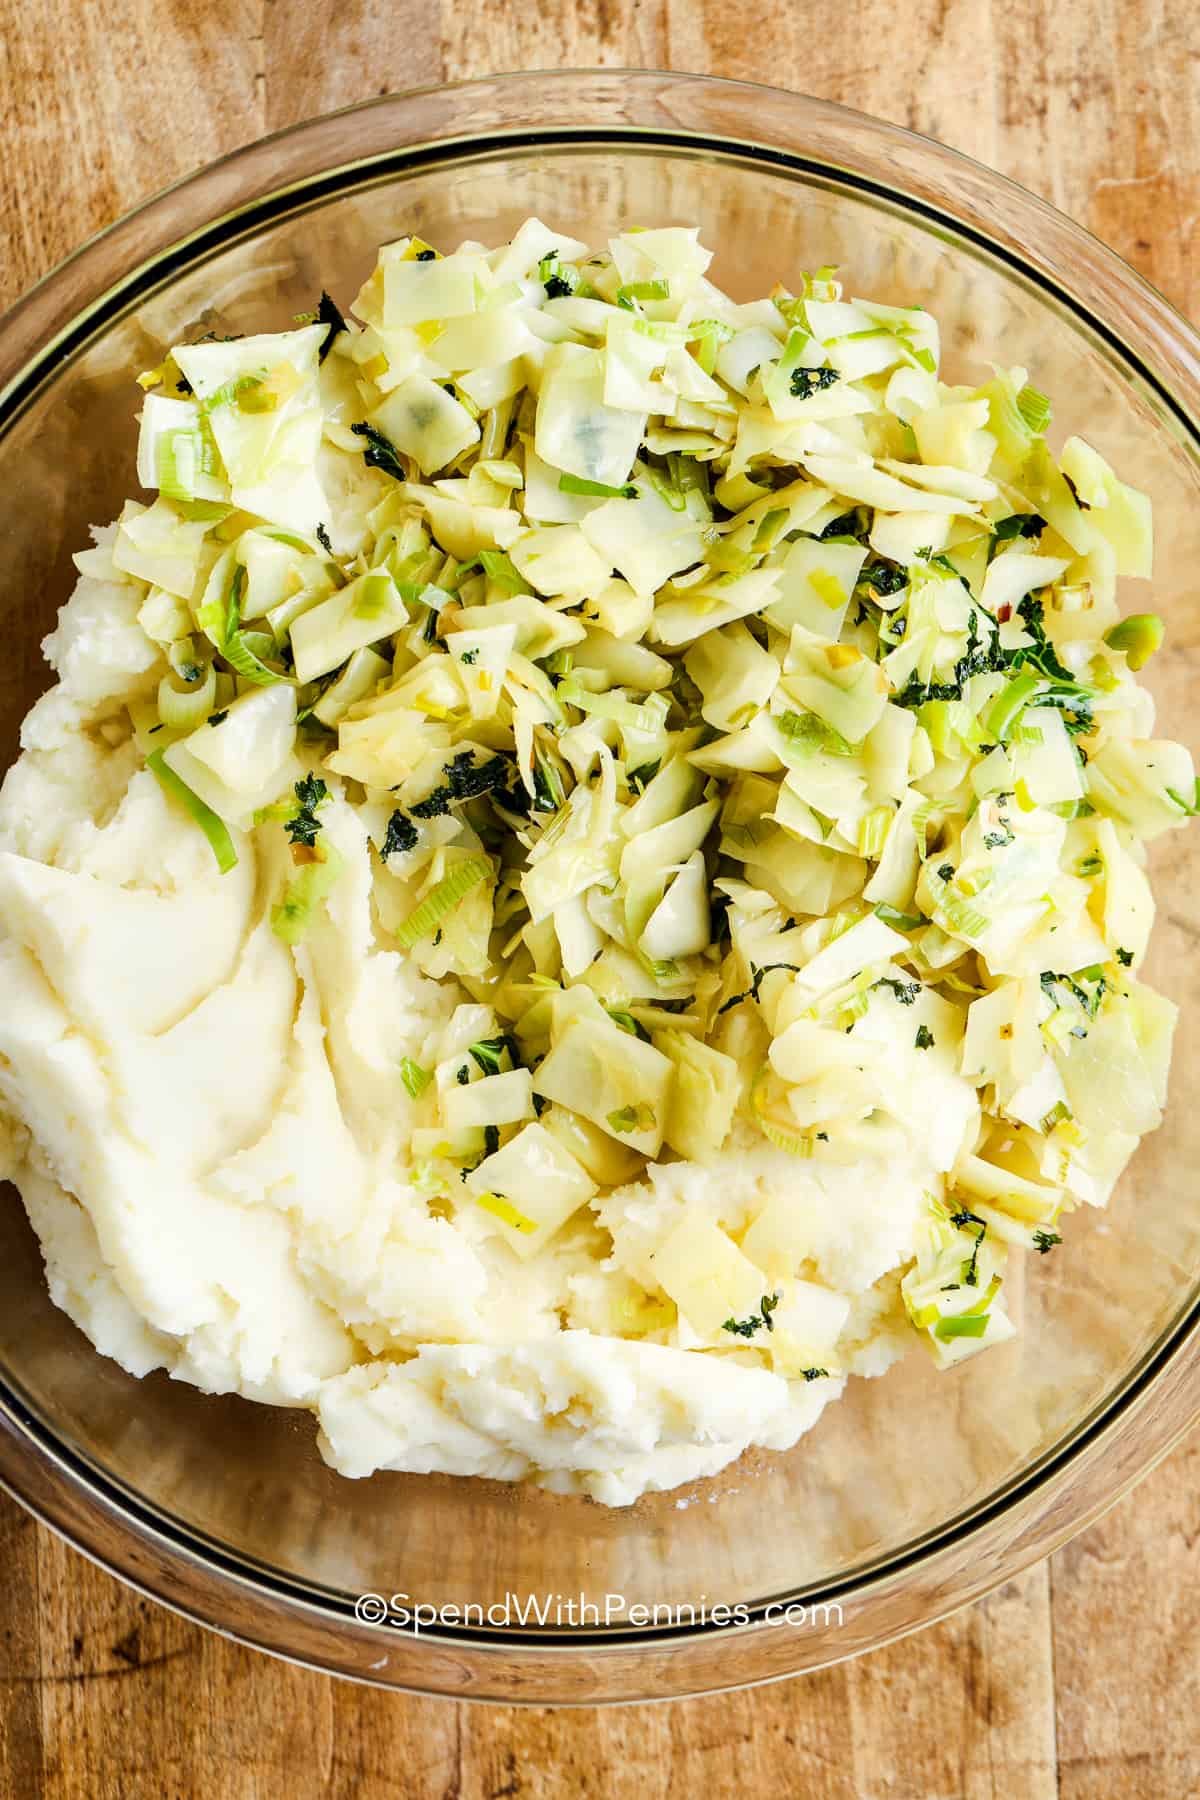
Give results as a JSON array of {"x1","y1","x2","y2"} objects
[{"x1": 1, "y1": 71, "x2": 1198, "y2": 1704}]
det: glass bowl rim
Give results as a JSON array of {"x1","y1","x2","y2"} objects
[{"x1": 1, "y1": 68, "x2": 1198, "y2": 1701}]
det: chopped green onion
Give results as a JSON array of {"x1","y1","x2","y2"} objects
[
  {"x1": 606, "y1": 1104, "x2": 656, "y2": 1134},
  {"x1": 606, "y1": 1009, "x2": 650, "y2": 1041},
  {"x1": 934, "y1": 1312, "x2": 990, "y2": 1340},
  {"x1": 271, "y1": 847, "x2": 343, "y2": 945},
  {"x1": 476, "y1": 1193, "x2": 538, "y2": 1234},
  {"x1": 756, "y1": 1117, "x2": 816, "y2": 1156},
  {"x1": 616, "y1": 279, "x2": 670, "y2": 309},
  {"x1": 1016, "y1": 383, "x2": 1052, "y2": 434},
  {"x1": 858, "y1": 807, "x2": 893, "y2": 859},
  {"x1": 558, "y1": 682, "x2": 647, "y2": 729},
  {"x1": 400, "y1": 1057, "x2": 433, "y2": 1099},
  {"x1": 778, "y1": 710, "x2": 855, "y2": 757},
  {"x1": 394, "y1": 857, "x2": 491, "y2": 949},
  {"x1": 477, "y1": 549, "x2": 532, "y2": 595},
  {"x1": 1103, "y1": 613, "x2": 1164, "y2": 671},
  {"x1": 156, "y1": 429, "x2": 204, "y2": 501},
  {"x1": 146, "y1": 750, "x2": 238, "y2": 874},
  {"x1": 874, "y1": 902, "x2": 924, "y2": 931},
  {"x1": 689, "y1": 318, "x2": 734, "y2": 374},
  {"x1": 351, "y1": 571, "x2": 398, "y2": 620},
  {"x1": 752, "y1": 508, "x2": 789, "y2": 550},
  {"x1": 985, "y1": 672, "x2": 1042, "y2": 743},
  {"x1": 558, "y1": 473, "x2": 637, "y2": 498},
  {"x1": 1048, "y1": 798, "x2": 1096, "y2": 819},
  {"x1": 1166, "y1": 781, "x2": 1200, "y2": 816},
  {"x1": 199, "y1": 563, "x2": 285, "y2": 687}
]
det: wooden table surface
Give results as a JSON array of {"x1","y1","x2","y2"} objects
[{"x1": 2, "y1": 2, "x2": 1198, "y2": 1795}]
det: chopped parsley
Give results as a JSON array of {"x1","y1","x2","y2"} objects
[
  {"x1": 1013, "y1": 595, "x2": 1080, "y2": 685},
  {"x1": 949, "y1": 1207, "x2": 987, "y2": 1286},
  {"x1": 459, "y1": 648, "x2": 479, "y2": 664},
  {"x1": 316, "y1": 290, "x2": 347, "y2": 362},
  {"x1": 858, "y1": 561, "x2": 907, "y2": 597},
  {"x1": 938, "y1": 863, "x2": 956, "y2": 883},
  {"x1": 538, "y1": 249, "x2": 577, "y2": 298},
  {"x1": 350, "y1": 420, "x2": 406, "y2": 481},
  {"x1": 207, "y1": 709, "x2": 229, "y2": 727},
  {"x1": 983, "y1": 824, "x2": 1015, "y2": 850},
  {"x1": 722, "y1": 1293, "x2": 781, "y2": 1338},
  {"x1": 316, "y1": 522, "x2": 334, "y2": 554},
  {"x1": 1032, "y1": 1229, "x2": 1062, "y2": 1254},
  {"x1": 789, "y1": 365, "x2": 839, "y2": 400},
  {"x1": 717, "y1": 962, "x2": 797, "y2": 1015},
  {"x1": 409, "y1": 785, "x2": 451, "y2": 820},
  {"x1": 800, "y1": 1367, "x2": 829, "y2": 1382},
  {"x1": 896, "y1": 595, "x2": 1091, "y2": 722},
  {"x1": 468, "y1": 1036, "x2": 519, "y2": 1077},
  {"x1": 874, "y1": 977, "x2": 921, "y2": 1006},
  {"x1": 819, "y1": 509, "x2": 863, "y2": 541},
  {"x1": 1116, "y1": 947, "x2": 1134, "y2": 967},
  {"x1": 382, "y1": 810, "x2": 419, "y2": 858},
  {"x1": 284, "y1": 775, "x2": 329, "y2": 848},
  {"x1": 915, "y1": 1024, "x2": 935, "y2": 1050},
  {"x1": 410, "y1": 752, "x2": 513, "y2": 817},
  {"x1": 993, "y1": 512, "x2": 1046, "y2": 541}
]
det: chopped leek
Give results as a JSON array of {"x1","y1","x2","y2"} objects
[
  {"x1": 395, "y1": 857, "x2": 492, "y2": 949},
  {"x1": 272, "y1": 846, "x2": 344, "y2": 944},
  {"x1": 1104, "y1": 612, "x2": 1164, "y2": 670},
  {"x1": 146, "y1": 748, "x2": 238, "y2": 873},
  {"x1": 400, "y1": 1057, "x2": 433, "y2": 1099}
]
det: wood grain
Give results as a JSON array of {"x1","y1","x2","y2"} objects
[{"x1": 0, "y1": 1, "x2": 1198, "y2": 1795}]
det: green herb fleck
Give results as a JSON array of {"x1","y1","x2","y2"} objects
[
  {"x1": 949, "y1": 1207, "x2": 987, "y2": 1286},
  {"x1": 350, "y1": 420, "x2": 406, "y2": 481},
  {"x1": 874, "y1": 977, "x2": 921, "y2": 1006},
  {"x1": 382, "y1": 810, "x2": 418, "y2": 858},
  {"x1": 789, "y1": 365, "x2": 839, "y2": 399},
  {"x1": 285, "y1": 775, "x2": 329, "y2": 848},
  {"x1": 316, "y1": 291, "x2": 347, "y2": 363},
  {"x1": 722, "y1": 1293, "x2": 781, "y2": 1338}
]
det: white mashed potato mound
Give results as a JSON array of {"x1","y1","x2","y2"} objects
[{"x1": 0, "y1": 562, "x2": 954, "y2": 1504}]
